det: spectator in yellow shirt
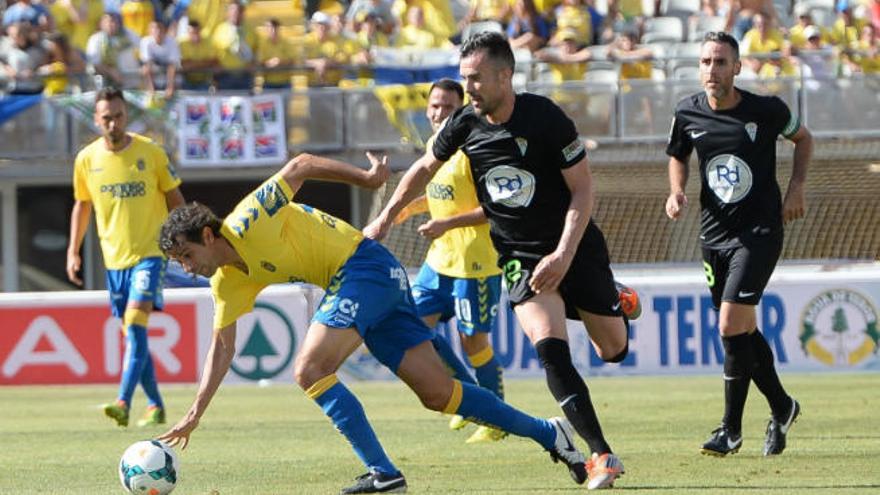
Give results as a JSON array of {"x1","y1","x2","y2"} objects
[
  {"x1": 535, "y1": 28, "x2": 591, "y2": 81},
  {"x1": 844, "y1": 23, "x2": 879, "y2": 73},
  {"x1": 179, "y1": 20, "x2": 218, "y2": 89},
  {"x1": 830, "y1": 2, "x2": 867, "y2": 47},
  {"x1": 741, "y1": 12, "x2": 796, "y2": 77},
  {"x1": 551, "y1": 0, "x2": 592, "y2": 47},
  {"x1": 304, "y1": 11, "x2": 356, "y2": 86},
  {"x1": 212, "y1": 1, "x2": 258, "y2": 89},
  {"x1": 258, "y1": 18, "x2": 299, "y2": 89},
  {"x1": 50, "y1": 0, "x2": 104, "y2": 52},
  {"x1": 120, "y1": 0, "x2": 155, "y2": 38},
  {"x1": 397, "y1": 6, "x2": 450, "y2": 48},
  {"x1": 608, "y1": 30, "x2": 652, "y2": 80},
  {"x1": 788, "y1": 4, "x2": 830, "y2": 51}
]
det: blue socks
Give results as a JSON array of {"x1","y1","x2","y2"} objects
[{"x1": 118, "y1": 324, "x2": 162, "y2": 408}]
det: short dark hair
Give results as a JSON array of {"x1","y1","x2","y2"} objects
[
  {"x1": 160, "y1": 203, "x2": 223, "y2": 254},
  {"x1": 188, "y1": 19, "x2": 201, "y2": 29},
  {"x1": 702, "y1": 31, "x2": 740, "y2": 59},
  {"x1": 95, "y1": 86, "x2": 125, "y2": 105},
  {"x1": 460, "y1": 31, "x2": 515, "y2": 71},
  {"x1": 429, "y1": 78, "x2": 464, "y2": 102}
]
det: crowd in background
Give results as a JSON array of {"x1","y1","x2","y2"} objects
[{"x1": 0, "y1": 0, "x2": 878, "y2": 97}]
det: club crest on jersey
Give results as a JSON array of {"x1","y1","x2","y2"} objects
[
  {"x1": 706, "y1": 154, "x2": 753, "y2": 203},
  {"x1": 485, "y1": 165, "x2": 536, "y2": 208},
  {"x1": 745, "y1": 122, "x2": 757, "y2": 142},
  {"x1": 136, "y1": 159, "x2": 145, "y2": 171},
  {"x1": 515, "y1": 137, "x2": 528, "y2": 156}
]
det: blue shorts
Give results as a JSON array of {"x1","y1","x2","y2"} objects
[
  {"x1": 105, "y1": 257, "x2": 166, "y2": 317},
  {"x1": 313, "y1": 239, "x2": 433, "y2": 373},
  {"x1": 411, "y1": 264, "x2": 501, "y2": 336}
]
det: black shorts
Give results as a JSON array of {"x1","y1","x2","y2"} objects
[
  {"x1": 701, "y1": 233, "x2": 782, "y2": 309},
  {"x1": 499, "y1": 223, "x2": 622, "y2": 320}
]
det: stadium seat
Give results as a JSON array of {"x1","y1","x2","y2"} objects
[
  {"x1": 644, "y1": 17, "x2": 686, "y2": 43},
  {"x1": 688, "y1": 15, "x2": 726, "y2": 41},
  {"x1": 661, "y1": 0, "x2": 700, "y2": 15},
  {"x1": 585, "y1": 68, "x2": 620, "y2": 84}
]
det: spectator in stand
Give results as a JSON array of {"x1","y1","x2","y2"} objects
[
  {"x1": 257, "y1": 18, "x2": 299, "y2": 89},
  {"x1": 507, "y1": 0, "x2": 551, "y2": 52},
  {"x1": 179, "y1": 19, "x2": 217, "y2": 89},
  {"x1": 186, "y1": 0, "x2": 226, "y2": 39},
  {"x1": 350, "y1": 10, "x2": 390, "y2": 66},
  {"x1": 607, "y1": 30, "x2": 653, "y2": 80},
  {"x1": 140, "y1": 20, "x2": 180, "y2": 98},
  {"x1": 462, "y1": 0, "x2": 512, "y2": 28},
  {"x1": 49, "y1": 0, "x2": 105, "y2": 53},
  {"x1": 120, "y1": 0, "x2": 155, "y2": 37},
  {"x1": 535, "y1": 28, "x2": 591, "y2": 81},
  {"x1": 550, "y1": 0, "x2": 592, "y2": 47},
  {"x1": 605, "y1": 0, "x2": 647, "y2": 43},
  {"x1": 796, "y1": 25, "x2": 836, "y2": 84},
  {"x1": 212, "y1": 1, "x2": 258, "y2": 90},
  {"x1": 788, "y1": 4, "x2": 829, "y2": 52},
  {"x1": 303, "y1": 11, "x2": 356, "y2": 86},
  {"x1": 39, "y1": 32, "x2": 86, "y2": 95},
  {"x1": 741, "y1": 11, "x2": 796, "y2": 77},
  {"x1": 844, "y1": 23, "x2": 879, "y2": 73},
  {"x1": 830, "y1": 1, "x2": 867, "y2": 47},
  {"x1": 86, "y1": 12, "x2": 141, "y2": 86},
  {"x1": 2, "y1": 0, "x2": 53, "y2": 32},
  {"x1": 397, "y1": 5, "x2": 451, "y2": 48},
  {"x1": 725, "y1": 0, "x2": 777, "y2": 40},
  {"x1": 0, "y1": 22, "x2": 46, "y2": 94},
  {"x1": 346, "y1": 0, "x2": 396, "y2": 35}
]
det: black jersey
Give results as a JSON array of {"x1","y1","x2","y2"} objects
[
  {"x1": 666, "y1": 89, "x2": 800, "y2": 249},
  {"x1": 433, "y1": 93, "x2": 587, "y2": 254}
]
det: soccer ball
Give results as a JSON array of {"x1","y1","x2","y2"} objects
[{"x1": 118, "y1": 440, "x2": 179, "y2": 494}]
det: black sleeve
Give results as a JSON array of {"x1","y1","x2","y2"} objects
[
  {"x1": 543, "y1": 98, "x2": 586, "y2": 169},
  {"x1": 771, "y1": 96, "x2": 800, "y2": 139},
  {"x1": 432, "y1": 105, "x2": 471, "y2": 162},
  {"x1": 665, "y1": 105, "x2": 693, "y2": 160}
]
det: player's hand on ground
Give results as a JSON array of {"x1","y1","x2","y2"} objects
[
  {"x1": 782, "y1": 184, "x2": 806, "y2": 223},
  {"x1": 417, "y1": 219, "x2": 448, "y2": 239},
  {"x1": 665, "y1": 191, "x2": 688, "y2": 220},
  {"x1": 529, "y1": 251, "x2": 571, "y2": 294},
  {"x1": 364, "y1": 152, "x2": 390, "y2": 189},
  {"x1": 66, "y1": 252, "x2": 83, "y2": 286},
  {"x1": 364, "y1": 214, "x2": 391, "y2": 241},
  {"x1": 158, "y1": 411, "x2": 200, "y2": 450}
]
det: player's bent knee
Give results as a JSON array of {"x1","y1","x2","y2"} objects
[
  {"x1": 603, "y1": 341, "x2": 629, "y2": 363},
  {"x1": 416, "y1": 388, "x2": 451, "y2": 412},
  {"x1": 293, "y1": 358, "x2": 335, "y2": 390}
]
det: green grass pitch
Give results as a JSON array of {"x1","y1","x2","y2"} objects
[{"x1": 2, "y1": 373, "x2": 878, "y2": 494}]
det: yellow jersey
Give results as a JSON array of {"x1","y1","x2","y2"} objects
[
  {"x1": 258, "y1": 39, "x2": 298, "y2": 86},
  {"x1": 73, "y1": 134, "x2": 181, "y2": 269},
  {"x1": 212, "y1": 22, "x2": 260, "y2": 70},
  {"x1": 179, "y1": 38, "x2": 218, "y2": 84},
  {"x1": 120, "y1": 0, "x2": 155, "y2": 38},
  {"x1": 424, "y1": 138, "x2": 500, "y2": 279},
  {"x1": 211, "y1": 174, "x2": 364, "y2": 329}
]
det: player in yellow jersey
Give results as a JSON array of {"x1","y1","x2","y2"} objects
[
  {"x1": 66, "y1": 87, "x2": 185, "y2": 428},
  {"x1": 156, "y1": 153, "x2": 591, "y2": 494},
  {"x1": 394, "y1": 79, "x2": 507, "y2": 444}
]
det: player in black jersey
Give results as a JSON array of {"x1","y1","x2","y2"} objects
[
  {"x1": 366, "y1": 32, "x2": 632, "y2": 490},
  {"x1": 665, "y1": 31, "x2": 812, "y2": 458}
]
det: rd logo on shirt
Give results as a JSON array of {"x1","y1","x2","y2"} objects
[
  {"x1": 485, "y1": 165, "x2": 536, "y2": 208},
  {"x1": 706, "y1": 154, "x2": 753, "y2": 203}
]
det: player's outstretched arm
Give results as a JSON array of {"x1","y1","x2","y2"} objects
[
  {"x1": 666, "y1": 155, "x2": 690, "y2": 220},
  {"x1": 783, "y1": 125, "x2": 812, "y2": 224},
  {"x1": 418, "y1": 206, "x2": 488, "y2": 239},
  {"x1": 279, "y1": 152, "x2": 390, "y2": 197},
  {"x1": 364, "y1": 150, "x2": 444, "y2": 241},
  {"x1": 158, "y1": 323, "x2": 237, "y2": 450},
  {"x1": 66, "y1": 200, "x2": 93, "y2": 286},
  {"x1": 394, "y1": 195, "x2": 428, "y2": 225}
]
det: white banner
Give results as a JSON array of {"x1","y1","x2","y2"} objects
[
  {"x1": 177, "y1": 94, "x2": 287, "y2": 167},
  {"x1": 2, "y1": 265, "x2": 878, "y2": 385}
]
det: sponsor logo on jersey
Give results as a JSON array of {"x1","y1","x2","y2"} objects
[
  {"x1": 705, "y1": 154, "x2": 753, "y2": 203},
  {"x1": 485, "y1": 165, "x2": 536, "y2": 208},
  {"x1": 515, "y1": 137, "x2": 528, "y2": 156},
  {"x1": 427, "y1": 182, "x2": 455, "y2": 200},
  {"x1": 100, "y1": 181, "x2": 146, "y2": 198},
  {"x1": 800, "y1": 289, "x2": 879, "y2": 366},
  {"x1": 561, "y1": 139, "x2": 585, "y2": 162},
  {"x1": 689, "y1": 130, "x2": 708, "y2": 139},
  {"x1": 745, "y1": 122, "x2": 757, "y2": 142},
  {"x1": 255, "y1": 180, "x2": 289, "y2": 216}
]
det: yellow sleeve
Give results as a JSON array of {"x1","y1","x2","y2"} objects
[
  {"x1": 73, "y1": 151, "x2": 91, "y2": 201},
  {"x1": 153, "y1": 145, "x2": 182, "y2": 192},
  {"x1": 212, "y1": 267, "x2": 266, "y2": 329}
]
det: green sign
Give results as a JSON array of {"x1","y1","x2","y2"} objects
[{"x1": 231, "y1": 302, "x2": 296, "y2": 380}]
